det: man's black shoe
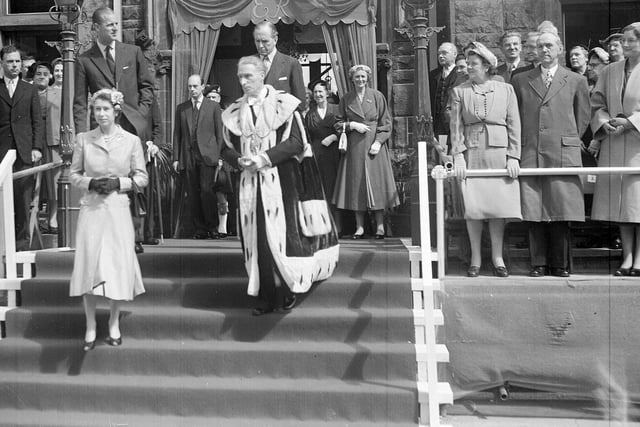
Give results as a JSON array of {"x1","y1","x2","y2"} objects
[
  {"x1": 193, "y1": 233, "x2": 208, "y2": 239},
  {"x1": 135, "y1": 242, "x2": 144, "y2": 254},
  {"x1": 283, "y1": 295, "x2": 297, "y2": 311},
  {"x1": 529, "y1": 266, "x2": 546, "y2": 277},
  {"x1": 143, "y1": 237, "x2": 160, "y2": 245},
  {"x1": 550, "y1": 267, "x2": 570, "y2": 277}
]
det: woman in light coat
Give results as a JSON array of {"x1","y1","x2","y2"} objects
[
  {"x1": 589, "y1": 22, "x2": 640, "y2": 276},
  {"x1": 69, "y1": 89, "x2": 148, "y2": 350}
]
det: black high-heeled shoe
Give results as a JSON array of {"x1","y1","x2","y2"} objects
[
  {"x1": 83, "y1": 340, "x2": 95, "y2": 352},
  {"x1": 104, "y1": 336, "x2": 122, "y2": 347}
]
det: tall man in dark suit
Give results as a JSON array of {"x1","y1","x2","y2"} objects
[
  {"x1": 74, "y1": 6, "x2": 155, "y2": 253},
  {"x1": 496, "y1": 32, "x2": 525, "y2": 83},
  {"x1": 511, "y1": 31, "x2": 590, "y2": 278},
  {"x1": 0, "y1": 46, "x2": 44, "y2": 250},
  {"x1": 73, "y1": 6, "x2": 154, "y2": 139},
  {"x1": 253, "y1": 21, "x2": 306, "y2": 110},
  {"x1": 173, "y1": 74, "x2": 224, "y2": 239}
]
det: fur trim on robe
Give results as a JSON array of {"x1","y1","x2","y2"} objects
[{"x1": 222, "y1": 86, "x2": 339, "y2": 296}]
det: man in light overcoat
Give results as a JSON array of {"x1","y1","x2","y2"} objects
[{"x1": 511, "y1": 31, "x2": 590, "y2": 278}]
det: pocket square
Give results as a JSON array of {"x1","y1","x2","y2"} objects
[
  {"x1": 122, "y1": 66, "x2": 129, "y2": 70},
  {"x1": 278, "y1": 76, "x2": 288, "y2": 81}
]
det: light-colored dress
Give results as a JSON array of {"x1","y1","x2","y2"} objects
[
  {"x1": 69, "y1": 126, "x2": 147, "y2": 301},
  {"x1": 449, "y1": 79, "x2": 522, "y2": 220},
  {"x1": 590, "y1": 59, "x2": 640, "y2": 223},
  {"x1": 332, "y1": 88, "x2": 399, "y2": 211}
]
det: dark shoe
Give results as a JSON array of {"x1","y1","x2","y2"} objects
[
  {"x1": 193, "y1": 233, "x2": 209, "y2": 239},
  {"x1": 615, "y1": 267, "x2": 631, "y2": 277},
  {"x1": 283, "y1": 295, "x2": 297, "y2": 311},
  {"x1": 351, "y1": 233, "x2": 364, "y2": 240},
  {"x1": 217, "y1": 232, "x2": 228, "y2": 239},
  {"x1": 493, "y1": 266, "x2": 509, "y2": 278},
  {"x1": 251, "y1": 306, "x2": 274, "y2": 316},
  {"x1": 104, "y1": 336, "x2": 122, "y2": 347},
  {"x1": 374, "y1": 234, "x2": 385, "y2": 240},
  {"x1": 529, "y1": 266, "x2": 547, "y2": 277},
  {"x1": 629, "y1": 268, "x2": 640, "y2": 277},
  {"x1": 83, "y1": 340, "x2": 95, "y2": 352},
  {"x1": 135, "y1": 242, "x2": 144, "y2": 254},
  {"x1": 550, "y1": 267, "x2": 570, "y2": 278},
  {"x1": 467, "y1": 266, "x2": 480, "y2": 277},
  {"x1": 49, "y1": 227, "x2": 58, "y2": 235},
  {"x1": 143, "y1": 237, "x2": 160, "y2": 245},
  {"x1": 208, "y1": 231, "x2": 221, "y2": 239}
]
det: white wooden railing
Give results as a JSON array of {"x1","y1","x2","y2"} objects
[
  {"x1": 410, "y1": 138, "x2": 640, "y2": 426},
  {"x1": 0, "y1": 151, "x2": 62, "y2": 338}
]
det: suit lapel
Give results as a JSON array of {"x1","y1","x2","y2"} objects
[
  {"x1": 543, "y1": 66, "x2": 569, "y2": 103},
  {"x1": 114, "y1": 41, "x2": 124, "y2": 88},
  {"x1": 346, "y1": 91, "x2": 365, "y2": 120},
  {"x1": 527, "y1": 66, "x2": 546, "y2": 100},
  {"x1": 361, "y1": 88, "x2": 376, "y2": 118},
  {"x1": 11, "y1": 80, "x2": 27, "y2": 106},
  {"x1": 0, "y1": 79, "x2": 12, "y2": 106},
  {"x1": 266, "y1": 51, "x2": 283, "y2": 84},
  {"x1": 186, "y1": 103, "x2": 195, "y2": 136},
  {"x1": 88, "y1": 128, "x2": 110, "y2": 152},
  {"x1": 88, "y1": 44, "x2": 116, "y2": 87}
]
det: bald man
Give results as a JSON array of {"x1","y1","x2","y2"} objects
[{"x1": 429, "y1": 42, "x2": 466, "y2": 136}]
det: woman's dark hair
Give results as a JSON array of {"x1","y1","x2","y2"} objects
[
  {"x1": 467, "y1": 51, "x2": 497, "y2": 75},
  {"x1": 31, "y1": 61, "x2": 54, "y2": 86}
]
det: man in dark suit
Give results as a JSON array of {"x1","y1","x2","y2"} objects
[
  {"x1": 496, "y1": 32, "x2": 526, "y2": 83},
  {"x1": 511, "y1": 31, "x2": 590, "y2": 278},
  {"x1": 253, "y1": 21, "x2": 306, "y2": 110},
  {"x1": 429, "y1": 42, "x2": 466, "y2": 137},
  {"x1": 0, "y1": 46, "x2": 44, "y2": 250},
  {"x1": 73, "y1": 7, "x2": 154, "y2": 140},
  {"x1": 74, "y1": 6, "x2": 155, "y2": 253},
  {"x1": 173, "y1": 74, "x2": 224, "y2": 239}
]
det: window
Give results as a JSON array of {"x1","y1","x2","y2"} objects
[{"x1": 9, "y1": 0, "x2": 52, "y2": 14}]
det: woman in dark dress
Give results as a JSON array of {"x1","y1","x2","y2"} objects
[{"x1": 304, "y1": 81, "x2": 341, "y2": 232}]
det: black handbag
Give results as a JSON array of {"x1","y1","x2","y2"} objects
[{"x1": 129, "y1": 179, "x2": 147, "y2": 218}]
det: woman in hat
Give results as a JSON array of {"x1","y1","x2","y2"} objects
[
  {"x1": 450, "y1": 42, "x2": 522, "y2": 277},
  {"x1": 589, "y1": 22, "x2": 640, "y2": 276}
]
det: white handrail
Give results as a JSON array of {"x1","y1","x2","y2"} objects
[
  {"x1": 0, "y1": 150, "x2": 16, "y2": 280},
  {"x1": 434, "y1": 165, "x2": 640, "y2": 178},
  {"x1": 428, "y1": 155, "x2": 640, "y2": 278}
]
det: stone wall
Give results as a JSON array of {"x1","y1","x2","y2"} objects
[{"x1": 451, "y1": 0, "x2": 561, "y2": 62}]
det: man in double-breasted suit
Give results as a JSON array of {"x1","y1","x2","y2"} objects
[
  {"x1": 512, "y1": 31, "x2": 590, "y2": 278},
  {"x1": 0, "y1": 46, "x2": 44, "y2": 250},
  {"x1": 73, "y1": 7, "x2": 154, "y2": 141},
  {"x1": 173, "y1": 74, "x2": 224, "y2": 239},
  {"x1": 253, "y1": 21, "x2": 306, "y2": 110}
]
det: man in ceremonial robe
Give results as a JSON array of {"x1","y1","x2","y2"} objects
[{"x1": 221, "y1": 56, "x2": 339, "y2": 315}]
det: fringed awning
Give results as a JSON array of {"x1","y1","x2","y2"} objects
[{"x1": 168, "y1": 0, "x2": 376, "y2": 37}]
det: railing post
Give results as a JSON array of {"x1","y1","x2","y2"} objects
[{"x1": 432, "y1": 165, "x2": 447, "y2": 279}]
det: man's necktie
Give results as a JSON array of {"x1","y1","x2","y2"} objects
[
  {"x1": 192, "y1": 101, "x2": 199, "y2": 126},
  {"x1": 544, "y1": 70, "x2": 553, "y2": 88},
  {"x1": 262, "y1": 55, "x2": 271, "y2": 73},
  {"x1": 105, "y1": 45, "x2": 115, "y2": 78},
  {"x1": 7, "y1": 80, "x2": 14, "y2": 98}
]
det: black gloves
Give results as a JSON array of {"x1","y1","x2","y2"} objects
[{"x1": 88, "y1": 178, "x2": 120, "y2": 195}]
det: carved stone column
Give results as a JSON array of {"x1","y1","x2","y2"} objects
[{"x1": 397, "y1": 0, "x2": 444, "y2": 246}]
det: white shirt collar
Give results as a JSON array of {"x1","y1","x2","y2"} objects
[
  {"x1": 96, "y1": 40, "x2": 116, "y2": 57},
  {"x1": 263, "y1": 49, "x2": 277, "y2": 63},
  {"x1": 192, "y1": 95, "x2": 203, "y2": 106},
  {"x1": 247, "y1": 86, "x2": 268, "y2": 107},
  {"x1": 507, "y1": 57, "x2": 521, "y2": 69},
  {"x1": 540, "y1": 63, "x2": 559, "y2": 77}
]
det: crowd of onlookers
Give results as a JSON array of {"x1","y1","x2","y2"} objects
[{"x1": 428, "y1": 21, "x2": 640, "y2": 279}]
